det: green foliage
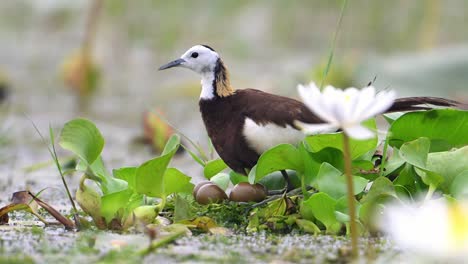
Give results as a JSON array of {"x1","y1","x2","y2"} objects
[
  {"x1": 305, "y1": 119, "x2": 378, "y2": 159},
  {"x1": 315, "y1": 163, "x2": 368, "y2": 199},
  {"x1": 56, "y1": 109, "x2": 468, "y2": 234},
  {"x1": 59, "y1": 119, "x2": 193, "y2": 230},
  {"x1": 204, "y1": 159, "x2": 228, "y2": 179},
  {"x1": 59, "y1": 118, "x2": 104, "y2": 165},
  {"x1": 255, "y1": 144, "x2": 303, "y2": 182},
  {"x1": 389, "y1": 109, "x2": 468, "y2": 151}
]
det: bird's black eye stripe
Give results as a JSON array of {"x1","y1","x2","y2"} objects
[{"x1": 191, "y1": 52, "x2": 199, "y2": 58}]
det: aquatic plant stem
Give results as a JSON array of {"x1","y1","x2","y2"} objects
[
  {"x1": 343, "y1": 133, "x2": 358, "y2": 259},
  {"x1": 320, "y1": 0, "x2": 347, "y2": 89},
  {"x1": 379, "y1": 135, "x2": 390, "y2": 177}
]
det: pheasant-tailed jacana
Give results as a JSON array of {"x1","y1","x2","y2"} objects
[{"x1": 159, "y1": 45, "x2": 461, "y2": 190}]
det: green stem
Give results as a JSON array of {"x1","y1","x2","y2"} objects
[
  {"x1": 424, "y1": 184, "x2": 436, "y2": 202},
  {"x1": 320, "y1": 0, "x2": 348, "y2": 89},
  {"x1": 139, "y1": 228, "x2": 186, "y2": 256},
  {"x1": 343, "y1": 133, "x2": 358, "y2": 259},
  {"x1": 380, "y1": 135, "x2": 390, "y2": 177},
  {"x1": 301, "y1": 173, "x2": 310, "y2": 200}
]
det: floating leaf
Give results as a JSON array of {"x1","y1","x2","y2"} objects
[{"x1": 389, "y1": 109, "x2": 468, "y2": 151}]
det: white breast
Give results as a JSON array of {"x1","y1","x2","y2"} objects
[{"x1": 243, "y1": 117, "x2": 305, "y2": 154}]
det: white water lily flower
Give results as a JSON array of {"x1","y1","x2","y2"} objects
[
  {"x1": 297, "y1": 82, "x2": 396, "y2": 139},
  {"x1": 381, "y1": 199, "x2": 468, "y2": 260}
]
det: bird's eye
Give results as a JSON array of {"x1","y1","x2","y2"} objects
[{"x1": 191, "y1": 52, "x2": 199, "y2": 58}]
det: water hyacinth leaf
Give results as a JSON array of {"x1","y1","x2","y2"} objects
[
  {"x1": 173, "y1": 195, "x2": 195, "y2": 222},
  {"x1": 302, "y1": 192, "x2": 341, "y2": 234},
  {"x1": 163, "y1": 168, "x2": 194, "y2": 195},
  {"x1": 361, "y1": 177, "x2": 396, "y2": 203},
  {"x1": 101, "y1": 189, "x2": 141, "y2": 224},
  {"x1": 335, "y1": 196, "x2": 360, "y2": 217},
  {"x1": 229, "y1": 171, "x2": 248, "y2": 185},
  {"x1": 450, "y1": 170, "x2": 468, "y2": 199},
  {"x1": 309, "y1": 147, "x2": 344, "y2": 172},
  {"x1": 136, "y1": 135, "x2": 180, "y2": 198},
  {"x1": 162, "y1": 134, "x2": 181, "y2": 155},
  {"x1": 305, "y1": 119, "x2": 378, "y2": 159},
  {"x1": 129, "y1": 205, "x2": 159, "y2": 226},
  {"x1": 255, "y1": 144, "x2": 303, "y2": 181},
  {"x1": 258, "y1": 171, "x2": 299, "y2": 191},
  {"x1": 315, "y1": 163, "x2": 368, "y2": 199},
  {"x1": 424, "y1": 146, "x2": 468, "y2": 191},
  {"x1": 59, "y1": 118, "x2": 104, "y2": 165},
  {"x1": 388, "y1": 109, "x2": 468, "y2": 151},
  {"x1": 399, "y1": 137, "x2": 430, "y2": 168},
  {"x1": 414, "y1": 167, "x2": 444, "y2": 189},
  {"x1": 76, "y1": 176, "x2": 106, "y2": 228},
  {"x1": 393, "y1": 163, "x2": 417, "y2": 195},
  {"x1": 299, "y1": 142, "x2": 321, "y2": 185},
  {"x1": 182, "y1": 144, "x2": 205, "y2": 166},
  {"x1": 383, "y1": 148, "x2": 405, "y2": 177},
  {"x1": 210, "y1": 173, "x2": 230, "y2": 191},
  {"x1": 383, "y1": 112, "x2": 405, "y2": 125},
  {"x1": 248, "y1": 165, "x2": 257, "y2": 184},
  {"x1": 70, "y1": 136, "x2": 126, "y2": 195},
  {"x1": 295, "y1": 219, "x2": 321, "y2": 234},
  {"x1": 203, "y1": 159, "x2": 228, "y2": 179},
  {"x1": 113, "y1": 167, "x2": 138, "y2": 190}
]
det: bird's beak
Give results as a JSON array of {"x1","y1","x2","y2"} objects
[{"x1": 158, "y1": 58, "x2": 185, "y2": 70}]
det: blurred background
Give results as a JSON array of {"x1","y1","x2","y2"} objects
[{"x1": 0, "y1": 0, "x2": 467, "y2": 197}]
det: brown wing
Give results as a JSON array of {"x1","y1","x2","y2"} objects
[{"x1": 234, "y1": 88, "x2": 324, "y2": 128}]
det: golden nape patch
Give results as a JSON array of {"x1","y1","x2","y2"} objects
[{"x1": 215, "y1": 60, "x2": 234, "y2": 97}]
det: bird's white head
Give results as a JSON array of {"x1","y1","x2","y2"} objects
[
  {"x1": 159, "y1": 45, "x2": 233, "y2": 99},
  {"x1": 159, "y1": 45, "x2": 219, "y2": 74}
]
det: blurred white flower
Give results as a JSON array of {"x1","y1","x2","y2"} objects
[
  {"x1": 381, "y1": 199, "x2": 468, "y2": 260},
  {"x1": 297, "y1": 82, "x2": 396, "y2": 140}
]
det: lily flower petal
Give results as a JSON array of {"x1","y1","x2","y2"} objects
[
  {"x1": 297, "y1": 82, "x2": 396, "y2": 140},
  {"x1": 343, "y1": 124, "x2": 375, "y2": 140},
  {"x1": 297, "y1": 83, "x2": 339, "y2": 124},
  {"x1": 294, "y1": 122, "x2": 339, "y2": 135}
]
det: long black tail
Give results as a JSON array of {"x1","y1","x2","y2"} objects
[{"x1": 387, "y1": 96, "x2": 467, "y2": 112}]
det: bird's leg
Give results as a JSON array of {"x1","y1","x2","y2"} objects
[
  {"x1": 281, "y1": 170, "x2": 294, "y2": 192},
  {"x1": 266, "y1": 170, "x2": 294, "y2": 196}
]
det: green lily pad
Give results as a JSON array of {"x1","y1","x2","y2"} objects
[
  {"x1": 255, "y1": 144, "x2": 303, "y2": 181},
  {"x1": 389, "y1": 109, "x2": 468, "y2": 151}
]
